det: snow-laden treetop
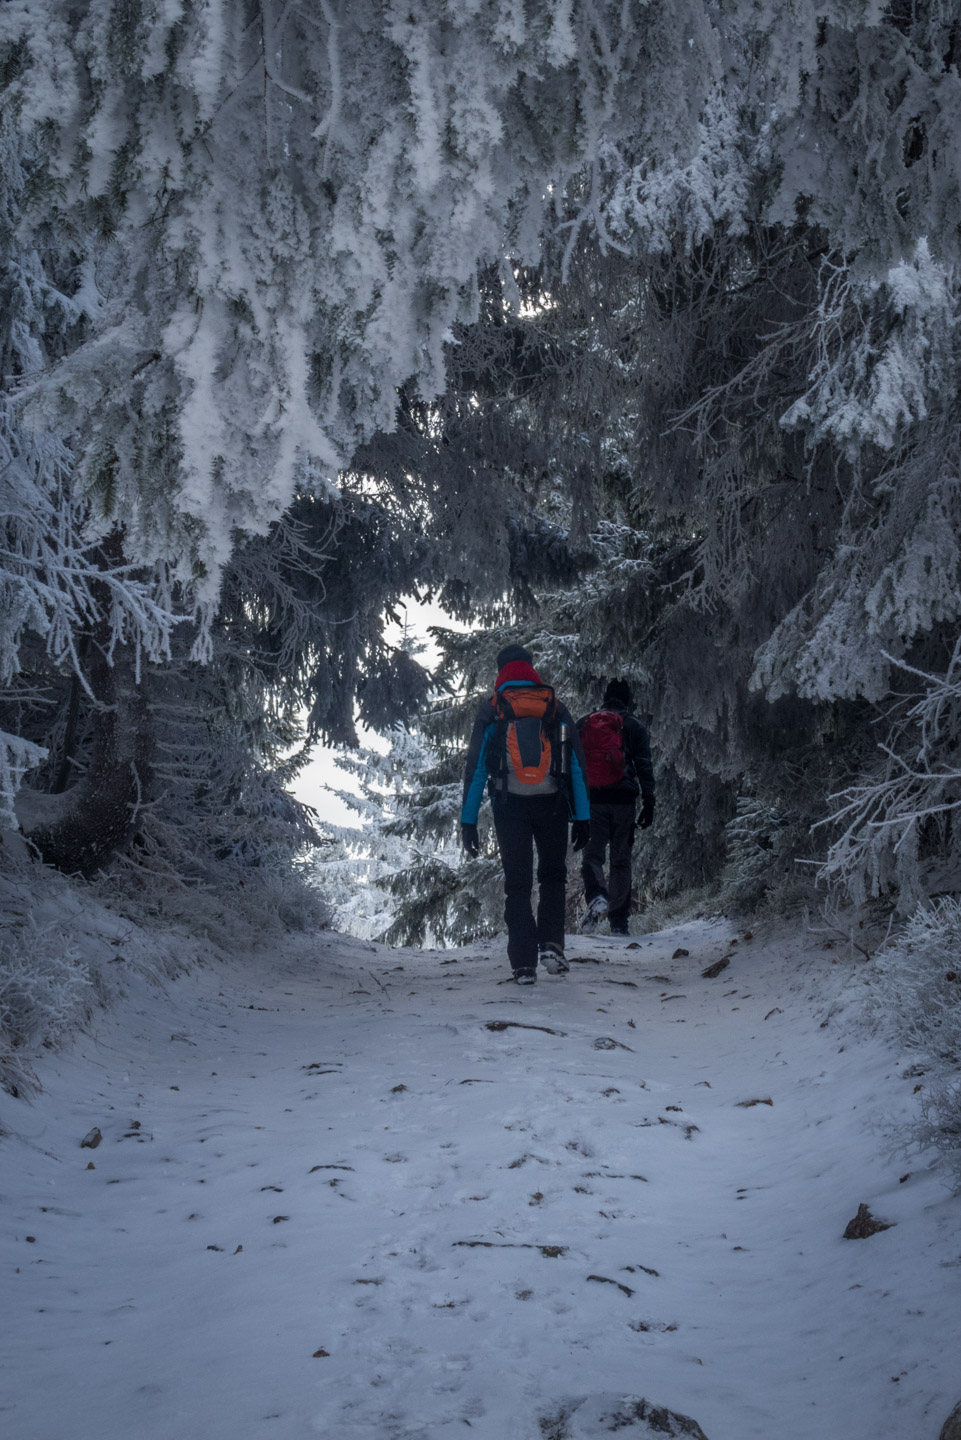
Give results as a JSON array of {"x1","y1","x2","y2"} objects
[{"x1": 2, "y1": 0, "x2": 957, "y2": 596}]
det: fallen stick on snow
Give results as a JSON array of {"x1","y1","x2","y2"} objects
[{"x1": 485, "y1": 1020, "x2": 566, "y2": 1036}]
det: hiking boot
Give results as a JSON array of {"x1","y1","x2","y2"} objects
[
  {"x1": 539, "y1": 943, "x2": 569, "y2": 975},
  {"x1": 513, "y1": 967, "x2": 537, "y2": 985},
  {"x1": 580, "y1": 894, "x2": 608, "y2": 933},
  {"x1": 609, "y1": 922, "x2": 629, "y2": 936}
]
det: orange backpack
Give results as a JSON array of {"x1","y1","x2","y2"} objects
[{"x1": 490, "y1": 686, "x2": 561, "y2": 790}]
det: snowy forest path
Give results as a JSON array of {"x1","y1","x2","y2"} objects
[{"x1": 1, "y1": 920, "x2": 958, "y2": 1440}]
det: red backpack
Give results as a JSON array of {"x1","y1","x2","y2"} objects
[{"x1": 580, "y1": 710, "x2": 626, "y2": 787}]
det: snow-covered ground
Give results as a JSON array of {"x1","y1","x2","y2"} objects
[{"x1": 1, "y1": 919, "x2": 958, "y2": 1440}]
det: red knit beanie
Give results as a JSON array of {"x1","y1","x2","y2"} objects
[{"x1": 495, "y1": 660, "x2": 542, "y2": 690}]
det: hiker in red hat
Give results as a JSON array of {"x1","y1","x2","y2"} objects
[{"x1": 461, "y1": 646, "x2": 590, "y2": 983}]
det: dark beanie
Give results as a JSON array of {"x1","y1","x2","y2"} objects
[
  {"x1": 604, "y1": 678, "x2": 633, "y2": 708},
  {"x1": 496, "y1": 644, "x2": 534, "y2": 670}
]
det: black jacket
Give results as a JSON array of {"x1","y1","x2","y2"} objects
[{"x1": 575, "y1": 702, "x2": 655, "y2": 808}]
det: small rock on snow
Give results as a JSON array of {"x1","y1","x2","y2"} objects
[
  {"x1": 541, "y1": 1394, "x2": 709, "y2": 1437},
  {"x1": 843, "y1": 1203, "x2": 894, "y2": 1239}
]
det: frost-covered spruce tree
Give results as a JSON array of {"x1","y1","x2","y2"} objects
[
  {"x1": 9, "y1": 481, "x2": 437, "y2": 900},
  {"x1": 0, "y1": 91, "x2": 178, "y2": 862},
  {"x1": 0, "y1": 0, "x2": 716, "y2": 873},
  {"x1": 306, "y1": 752, "x2": 408, "y2": 944},
  {"x1": 378, "y1": 2, "x2": 958, "y2": 922},
  {"x1": 864, "y1": 898, "x2": 961, "y2": 1189},
  {"x1": 11, "y1": 0, "x2": 948, "y2": 600},
  {"x1": 0, "y1": 0, "x2": 718, "y2": 597},
  {"x1": 375, "y1": 184, "x2": 961, "y2": 925},
  {"x1": 309, "y1": 723, "x2": 467, "y2": 943},
  {"x1": 378, "y1": 692, "x2": 506, "y2": 950},
  {"x1": 552, "y1": 3, "x2": 961, "y2": 911}
]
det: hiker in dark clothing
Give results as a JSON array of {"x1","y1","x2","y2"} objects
[
  {"x1": 461, "y1": 645, "x2": 591, "y2": 984},
  {"x1": 576, "y1": 678, "x2": 655, "y2": 935}
]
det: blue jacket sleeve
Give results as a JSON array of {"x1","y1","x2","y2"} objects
[
  {"x1": 561, "y1": 703, "x2": 591, "y2": 820},
  {"x1": 569, "y1": 751, "x2": 590, "y2": 821},
  {"x1": 461, "y1": 704, "x2": 494, "y2": 824}
]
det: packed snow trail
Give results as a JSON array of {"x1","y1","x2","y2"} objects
[{"x1": 2, "y1": 920, "x2": 958, "y2": 1440}]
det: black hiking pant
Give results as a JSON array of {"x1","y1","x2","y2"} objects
[
  {"x1": 492, "y1": 792, "x2": 568, "y2": 970},
  {"x1": 581, "y1": 801, "x2": 636, "y2": 928}
]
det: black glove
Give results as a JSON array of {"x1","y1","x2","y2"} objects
[
  {"x1": 571, "y1": 818, "x2": 591, "y2": 851},
  {"x1": 461, "y1": 823, "x2": 480, "y2": 857},
  {"x1": 639, "y1": 798, "x2": 655, "y2": 830}
]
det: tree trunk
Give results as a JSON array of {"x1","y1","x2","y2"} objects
[{"x1": 26, "y1": 534, "x2": 153, "y2": 877}]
